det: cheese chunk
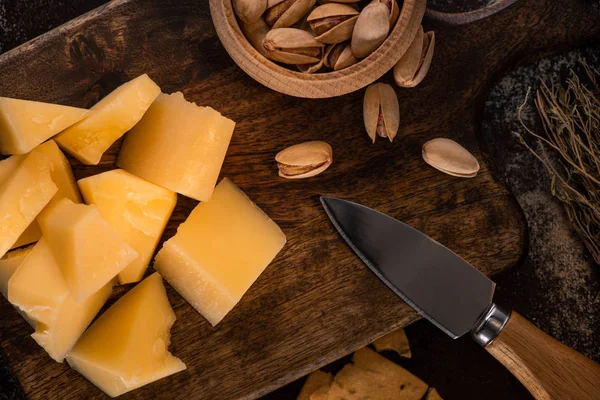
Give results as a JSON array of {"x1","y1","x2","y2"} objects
[
  {"x1": 36, "y1": 140, "x2": 82, "y2": 206},
  {"x1": 0, "y1": 154, "x2": 25, "y2": 183},
  {"x1": 56, "y1": 74, "x2": 161, "y2": 165},
  {"x1": 10, "y1": 224, "x2": 42, "y2": 249},
  {"x1": 154, "y1": 178, "x2": 286, "y2": 325},
  {"x1": 118, "y1": 92, "x2": 235, "y2": 201},
  {"x1": 78, "y1": 169, "x2": 177, "y2": 284},
  {"x1": 0, "y1": 151, "x2": 58, "y2": 258},
  {"x1": 0, "y1": 97, "x2": 89, "y2": 155},
  {"x1": 0, "y1": 246, "x2": 33, "y2": 298},
  {"x1": 38, "y1": 198, "x2": 138, "y2": 302},
  {"x1": 0, "y1": 155, "x2": 42, "y2": 248},
  {"x1": 67, "y1": 273, "x2": 186, "y2": 397},
  {"x1": 0, "y1": 142, "x2": 82, "y2": 250},
  {"x1": 0, "y1": 246, "x2": 35, "y2": 326},
  {"x1": 8, "y1": 239, "x2": 112, "y2": 362}
]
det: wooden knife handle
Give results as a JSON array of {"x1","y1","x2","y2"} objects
[{"x1": 486, "y1": 311, "x2": 600, "y2": 400}]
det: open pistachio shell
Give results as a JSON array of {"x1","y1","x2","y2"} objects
[
  {"x1": 263, "y1": 28, "x2": 325, "y2": 64},
  {"x1": 276, "y1": 141, "x2": 333, "y2": 179},
  {"x1": 422, "y1": 138, "x2": 480, "y2": 178},
  {"x1": 307, "y1": 4, "x2": 360, "y2": 44},
  {"x1": 363, "y1": 83, "x2": 400, "y2": 143},
  {"x1": 266, "y1": 0, "x2": 317, "y2": 29},
  {"x1": 394, "y1": 27, "x2": 435, "y2": 88},
  {"x1": 351, "y1": 1, "x2": 390, "y2": 58},
  {"x1": 316, "y1": 16, "x2": 359, "y2": 44},
  {"x1": 393, "y1": 25, "x2": 424, "y2": 85},
  {"x1": 324, "y1": 42, "x2": 358, "y2": 70},
  {"x1": 294, "y1": 6, "x2": 318, "y2": 33},
  {"x1": 411, "y1": 31, "x2": 435, "y2": 86},
  {"x1": 376, "y1": 0, "x2": 400, "y2": 26},
  {"x1": 233, "y1": 0, "x2": 268, "y2": 23},
  {"x1": 307, "y1": 2, "x2": 359, "y2": 21},
  {"x1": 317, "y1": 0, "x2": 360, "y2": 3},
  {"x1": 297, "y1": 58, "x2": 326, "y2": 73},
  {"x1": 240, "y1": 18, "x2": 271, "y2": 57},
  {"x1": 389, "y1": 0, "x2": 400, "y2": 26},
  {"x1": 323, "y1": 44, "x2": 336, "y2": 68}
]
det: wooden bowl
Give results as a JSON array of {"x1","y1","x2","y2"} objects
[{"x1": 209, "y1": 0, "x2": 427, "y2": 98}]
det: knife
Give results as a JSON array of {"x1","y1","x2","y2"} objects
[{"x1": 321, "y1": 196, "x2": 600, "y2": 400}]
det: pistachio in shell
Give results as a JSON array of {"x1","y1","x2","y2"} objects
[
  {"x1": 379, "y1": 0, "x2": 400, "y2": 26},
  {"x1": 393, "y1": 26, "x2": 435, "y2": 88},
  {"x1": 351, "y1": 1, "x2": 390, "y2": 58},
  {"x1": 317, "y1": 0, "x2": 360, "y2": 3},
  {"x1": 294, "y1": 8, "x2": 316, "y2": 33},
  {"x1": 363, "y1": 83, "x2": 399, "y2": 143},
  {"x1": 324, "y1": 42, "x2": 358, "y2": 70},
  {"x1": 307, "y1": 3, "x2": 360, "y2": 44},
  {"x1": 422, "y1": 138, "x2": 480, "y2": 178},
  {"x1": 233, "y1": 0, "x2": 268, "y2": 23},
  {"x1": 263, "y1": 28, "x2": 325, "y2": 65},
  {"x1": 240, "y1": 18, "x2": 271, "y2": 57},
  {"x1": 276, "y1": 141, "x2": 333, "y2": 179},
  {"x1": 297, "y1": 57, "x2": 326, "y2": 73},
  {"x1": 265, "y1": 0, "x2": 317, "y2": 29}
]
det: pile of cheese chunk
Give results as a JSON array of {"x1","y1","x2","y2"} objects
[{"x1": 0, "y1": 74, "x2": 286, "y2": 397}]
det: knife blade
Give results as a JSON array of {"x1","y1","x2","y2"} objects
[
  {"x1": 320, "y1": 196, "x2": 494, "y2": 339},
  {"x1": 321, "y1": 196, "x2": 600, "y2": 399}
]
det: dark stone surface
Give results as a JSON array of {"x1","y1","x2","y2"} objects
[
  {"x1": 0, "y1": 1, "x2": 598, "y2": 399},
  {"x1": 481, "y1": 48, "x2": 600, "y2": 364}
]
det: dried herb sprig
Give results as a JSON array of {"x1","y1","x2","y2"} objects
[{"x1": 515, "y1": 59, "x2": 600, "y2": 264}]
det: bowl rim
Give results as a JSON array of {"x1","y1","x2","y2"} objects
[{"x1": 209, "y1": 0, "x2": 427, "y2": 98}]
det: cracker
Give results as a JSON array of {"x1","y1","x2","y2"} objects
[
  {"x1": 298, "y1": 370, "x2": 333, "y2": 400},
  {"x1": 351, "y1": 347, "x2": 428, "y2": 399},
  {"x1": 330, "y1": 364, "x2": 400, "y2": 400},
  {"x1": 426, "y1": 388, "x2": 443, "y2": 400},
  {"x1": 372, "y1": 328, "x2": 412, "y2": 358},
  {"x1": 305, "y1": 348, "x2": 429, "y2": 400},
  {"x1": 309, "y1": 385, "x2": 331, "y2": 400}
]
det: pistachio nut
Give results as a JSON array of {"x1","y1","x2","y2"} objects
[
  {"x1": 324, "y1": 42, "x2": 358, "y2": 70},
  {"x1": 233, "y1": 0, "x2": 268, "y2": 24},
  {"x1": 265, "y1": 0, "x2": 317, "y2": 29},
  {"x1": 240, "y1": 18, "x2": 271, "y2": 57},
  {"x1": 263, "y1": 28, "x2": 325, "y2": 64},
  {"x1": 422, "y1": 138, "x2": 480, "y2": 178},
  {"x1": 317, "y1": 0, "x2": 360, "y2": 3},
  {"x1": 294, "y1": 8, "x2": 316, "y2": 33},
  {"x1": 394, "y1": 26, "x2": 435, "y2": 88},
  {"x1": 363, "y1": 83, "x2": 399, "y2": 143},
  {"x1": 297, "y1": 58, "x2": 325, "y2": 73},
  {"x1": 307, "y1": 3, "x2": 360, "y2": 44},
  {"x1": 351, "y1": 1, "x2": 390, "y2": 58},
  {"x1": 379, "y1": 0, "x2": 400, "y2": 26},
  {"x1": 276, "y1": 141, "x2": 333, "y2": 179}
]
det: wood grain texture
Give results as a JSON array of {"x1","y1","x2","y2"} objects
[
  {"x1": 0, "y1": 0, "x2": 596, "y2": 399},
  {"x1": 210, "y1": 0, "x2": 426, "y2": 98},
  {"x1": 487, "y1": 312, "x2": 600, "y2": 400}
]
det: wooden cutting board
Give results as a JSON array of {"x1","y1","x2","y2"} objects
[{"x1": 0, "y1": 0, "x2": 597, "y2": 399}]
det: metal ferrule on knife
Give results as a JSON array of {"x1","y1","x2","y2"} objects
[{"x1": 471, "y1": 303, "x2": 511, "y2": 347}]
